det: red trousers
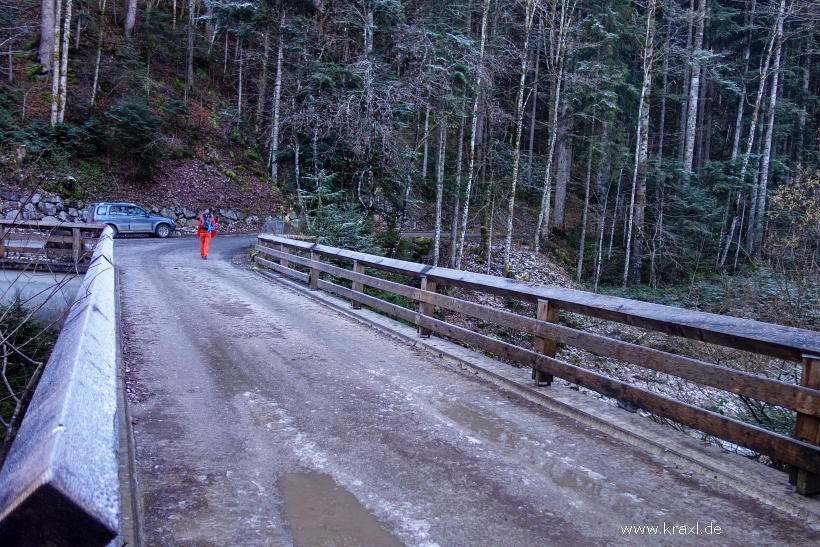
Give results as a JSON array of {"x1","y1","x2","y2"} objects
[{"x1": 199, "y1": 233, "x2": 212, "y2": 257}]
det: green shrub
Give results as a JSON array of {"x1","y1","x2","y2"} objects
[{"x1": 105, "y1": 97, "x2": 164, "y2": 171}]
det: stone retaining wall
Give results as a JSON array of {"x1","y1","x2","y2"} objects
[{"x1": 0, "y1": 191, "x2": 261, "y2": 234}]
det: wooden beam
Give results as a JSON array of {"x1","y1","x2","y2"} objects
[
  {"x1": 351, "y1": 261, "x2": 364, "y2": 310},
  {"x1": 793, "y1": 355, "x2": 820, "y2": 495},
  {"x1": 533, "y1": 300, "x2": 557, "y2": 386},
  {"x1": 309, "y1": 250, "x2": 319, "y2": 291},
  {"x1": 418, "y1": 276, "x2": 436, "y2": 338},
  {"x1": 254, "y1": 255, "x2": 309, "y2": 284}
]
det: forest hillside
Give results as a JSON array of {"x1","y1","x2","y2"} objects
[{"x1": 0, "y1": 0, "x2": 818, "y2": 325}]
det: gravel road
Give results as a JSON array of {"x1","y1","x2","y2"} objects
[{"x1": 118, "y1": 235, "x2": 818, "y2": 546}]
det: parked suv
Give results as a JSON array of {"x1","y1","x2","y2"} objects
[{"x1": 88, "y1": 203, "x2": 176, "y2": 238}]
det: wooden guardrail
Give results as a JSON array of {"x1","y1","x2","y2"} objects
[
  {"x1": 255, "y1": 234, "x2": 820, "y2": 495},
  {"x1": 0, "y1": 219, "x2": 106, "y2": 272}
]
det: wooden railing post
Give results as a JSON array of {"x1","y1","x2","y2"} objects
[
  {"x1": 0, "y1": 224, "x2": 6, "y2": 259},
  {"x1": 351, "y1": 260, "x2": 365, "y2": 309},
  {"x1": 533, "y1": 299, "x2": 558, "y2": 386},
  {"x1": 791, "y1": 354, "x2": 820, "y2": 495},
  {"x1": 71, "y1": 227, "x2": 81, "y2": 263},
  {"x1": 309, "y1": 250, "x2": 319, "y2": 290},
  {"x1": 279, "y1": 242, "x2": 289, "y2": 269},
  {"x1": 418, "y1": 276, "x2": 436, "y2": 338}
]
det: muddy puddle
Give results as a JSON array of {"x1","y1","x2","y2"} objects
[{"x1": 278, "y1": 473, "x2": 404, "y2": 547}]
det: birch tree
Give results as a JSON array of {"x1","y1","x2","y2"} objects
[
  {"x1": 56, "y1": 0, "x2": 70, "y2": 124},
  {"x1": 433, "y1": 117, "x2": 447, "y2": 266},
  {"x1": 533, "y1": 0, "x2": 574, "y2": 255},
  {"x1": 623, "y1": 0, "x2": 657, "y2": 286},
  {"x1": 724, "y1": 0, "x2": 785, "y2": 261},
  {"x1": 749, "y1": 0, "x2": 786, "y2": 252},
  {"x1": 48, "y1": 0, "x2": 63, "y2": 126},
  {"x1": 90, "y1": 0, "x2": 108, "y2": 106},
  {"x1": 269, "y1": 12, "x2": 285, "y2": 186},
  {"x1": 681, "y1": 0, "x2": 707, "y2": 180},
  {"x1": 125, "y1": 0, "x2": 137, "y2": 41},
  {"x1": 185, "y1": 0, "x2": 196, "y2": 100},
  {"x1": 502, "y1": 0, "x2": 536, "y2": 276},
  {"x1": 455, "y1": 0, "x2": 492, "y2": 270}
]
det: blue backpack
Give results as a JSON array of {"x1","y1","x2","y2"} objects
[{"x1": 201, "y1": 214, "x2": 212, "y2": 233}]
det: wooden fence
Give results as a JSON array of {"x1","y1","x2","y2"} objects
[
  {"x1": 0, "y1": 219, "x2": 106, "y2": 272},
  {"x1": 255, "y1": 234, "x2": 820, "y2": 495}
]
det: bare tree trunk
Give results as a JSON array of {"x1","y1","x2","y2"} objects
[
  {"x1": 91, "y1": 0, "x2": 109, "y2": 104},
  {"x1": 39, "y1": 0, "x2": 55, "y2": 71},
  {"x1": 682, "y1": 0, "x2": 706, "y2": 179},
  {"x1": 75, "y1": 11, "x2": 81, "y2": 50},
  {"x1": 185, "y1": 0, "x2": 195, "y2": 101},
  {"x1": 456, "y1": 0, "x2": 492, "y2": 270},
  {"x1": 479, "y1": 122, "x2": 491, "y2": 260},
  {"x1": 699, "y1": 80, "x2": 712, "y2": 169},
  {"x1": 677, "y1": 0, "x2": 695, "y2": 163},
  {"x1": 742, "y1": 0, "x2": 784, "y2": 249},
  {"x1": 623, "y1": 0, "x2": 656, "y2": 287},
  {"x1": 255, "y1": 28, "x2": 271, "y2": 132},
  {"x1": 237, "y1": 44, "x2": 243, "y2": 120},
  {"x1": 293, "y1": 127, "x2": 304, "y2": 212},
  {"x1": 796, "y1": 38, "x2": 810, "y2": 165},
  {"x1": 750, "y1": 8, "x2": 784, "y2": 253},
  {"x1": 269, "y1": 14, "x2": 285, "y2": 186},
  {"x1": 433, "y1": 118, "x2": 447, "y2": 267},
  {"x1": 577, "y1": 128, "x2": 594, "y2": 280},
  {"x1": 532, "y1": 0, "x2": 574, "y2": 256},
  {"x1": 526, "y1": 17, "x2": 542, "y2": 186},
  {"x1": 594, "y1": 184, "x2": 610, "y2": 293},
  {"x1": 448, "y1": 115, "x2": 465, "y2": 268},
  {"x1": 552, "y1": 134, "x2": 571, "y2": 230},
  {"x1": 657, "y1": 12, "x2": 672, "y2": 159},
  {"x1": 223, "y1": 30, "x2": 229, "y2": 79},
  {"x1": 608, "y1": 166, "x2": 624, "y2": 261},
  {"x1": 57, "y1": 0, "x2": 71, "y2": 124},
  {"x1": 719, "y1": 0, "x2": 757, "y2": 267},
  {"x1": 49, "y1": 0, "x2": 63, "y2": 126},
  {"x1": 421, "y1": 104, "x2": 430, "y2": 182},
  {"x1": 125, "y1": 0, "x2": 137, "y2": 41}
]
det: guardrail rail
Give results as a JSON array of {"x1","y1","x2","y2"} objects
[
  {"x1": 255, "y1": 234, "x2": 820, "y2": 495},
  {"x1": 0, "y1": 219, "x2": 106, "y2": 272}
]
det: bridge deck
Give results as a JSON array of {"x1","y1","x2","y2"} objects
[{"x1": 118, "y1": 235, "x2": 819, "y2": 546}]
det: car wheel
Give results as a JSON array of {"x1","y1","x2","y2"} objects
[
  {"x1": 155, "y1": 224, "x2": 172, "y2": 238},
  {"x1": 106, "y1": 224, "x2": 118, "y2": 238}
]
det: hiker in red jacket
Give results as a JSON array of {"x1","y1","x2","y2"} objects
[{"x1": 197, "y1": 209, "x2": 217, "y2": 259}]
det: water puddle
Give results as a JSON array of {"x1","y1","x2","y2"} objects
[
  {"x1": 440, "y1": 403, "x2": 516, "y2": 448},
  {"x1": 278, "y1": 473, "x2": 404, "y2": 547}
]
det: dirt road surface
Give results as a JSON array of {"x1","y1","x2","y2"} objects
[{"x1": 118, "y1": 235, "x2": 818, "y2": 546}]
